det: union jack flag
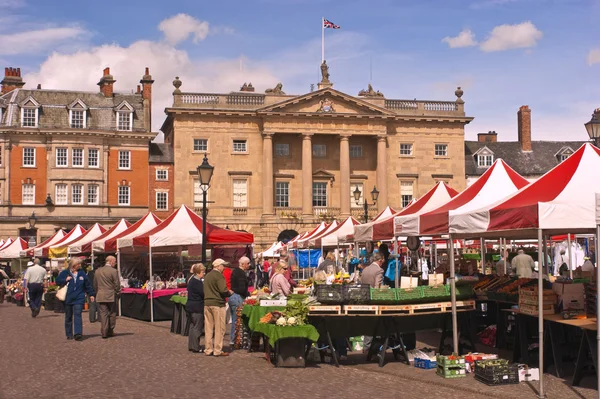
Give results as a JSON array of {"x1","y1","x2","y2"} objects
[{"x1": 323, "y1": 19, "x2": 340, "y2": 29}]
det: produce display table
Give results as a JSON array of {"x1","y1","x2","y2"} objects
[
  {"x1": 169, "y1": 295, "x2": 190, "y2": 336},
  {"x1": 503, "y1": 308, "x2": 597, "y2": 384},
  {"x1": 242, "y1": 305, "x2": 286, "y2": 332},
  {"x1": 253, "y1": 323, "x2": 319, "y2": 345},
  {"x1": 120, "y1": 288, "x2": 186, "y2": 321}
]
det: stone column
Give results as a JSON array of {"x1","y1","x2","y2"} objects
[
  {"x1": 262, "y1": 132, "x2": 274, "y2": 215},
  {"x1": 302, "y1": 133, "x2": 313, "y2": 217},
  {"x1": 376, "y1": 135, "x2": 388, "y2": 212},
  {"x1": 339, "y1": 135, "x2": 351, "y2": 217}
]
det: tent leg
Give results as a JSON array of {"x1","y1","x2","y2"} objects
[
  {"x1": 596, "y1": 224, "x2": 600, "y2": 396},
  {"x1": 480, "y1": 237, "x2": 486, "y2": 274},
  {"x1": 568, "y1": 234, "x2": 573, "y2": 279},
  {"x1": 117, "y1": 251, "x2": 122, "y2": 317},
  {"x1": 542, "y1": 235, "x2": 548, "y2": 275},
  {"x1": 449, "y1": 235, "x2": 458, "y2": 354},
  {"x1": 149, "y1": 246, "x2": 154, "y2": 323},
  {"x1": 537, "y1": 229, "x2": 545, "y2": 399},
  {"x1": 394, "y1": 237, "x2": 400, "y2": 288}
]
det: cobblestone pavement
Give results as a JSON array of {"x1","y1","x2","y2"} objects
[{"x1": 0, "y1": 302, "x2": 596, "y2": 399}]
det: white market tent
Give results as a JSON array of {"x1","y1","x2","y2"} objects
[
  {"x1": 66, "y1": 223, "x2": 108, "y2": 254},
  {"x1": 372, "y1": 206, "x2": 397, "y2": 222},
  {"x1": 260, "y1": 242, "x2": 284, "y2": 258},
  {"x1": 297, "y1": 221, "x2": 338, "y2": 249},
  {"x1": 104, "y1": 213, "x2": 162, "y2": 253},
  {"x1": 0, "y1": 238, "x2": 13, "y2": 252},
  {"x1": 22, "y1": 230, "x2": 66, "y2": 257},
  {"x1": 0, "y1": 238, "x2": 28, "y2": 259},
  {"x1": 90, "y1": 218, "x2": 132, "y2": 254},
  {"x1": 49, "y1": 223, "x2": 106, "y2": 258},
  {"x1": 311, "y1": 216, "x2": 360, "y2": 248},
  {"x1": 44, "y1": 225, "x2": 86, "y2": 259},
  {"x1": 289, "y1": 222, "x2": 327, "y2": 249}
]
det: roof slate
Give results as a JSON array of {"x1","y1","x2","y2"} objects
[
  {"x1": 465, "y1": 140, "x2": 588, "y2": 177},
  {"x1": 149, "y1": 143, "x2": 174, "y2": 163}
]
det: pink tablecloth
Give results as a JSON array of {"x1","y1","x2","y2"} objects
[{"x1": 121, "y1": 288, "x2": 186, "y2": 299}]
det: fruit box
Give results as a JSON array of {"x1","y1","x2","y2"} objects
[
  {"x1": 436, "y1": 355, "x2": 466, "y2": 367},
  {"x1": 414, "y1": 358, "x2": 437, "y2": 369}
]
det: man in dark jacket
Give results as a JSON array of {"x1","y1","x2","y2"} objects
[
  {"x1": 56, "y1": 258, "x2": 95, "y2": 341},
  {"x1": 93, "y1": 256, "x2": 121, "y2": 339},
  {"x1": 87, "y1": 263, "x2": 100, "y2": 323},
  {"x1": 229, "y1": 256, "x2": 250, "y2": 347}
]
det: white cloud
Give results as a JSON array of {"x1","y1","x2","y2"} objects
[
  {"x1": 158, "y1": 14, "x2": 211, "y2": 45},
  {"x1": 0, "y1": 0, "x2": 25, "y2": 8},
  {"x1": 0, "y1": 26, "x2": 89, "y2": 55},
  {"x1": 442, "y1": 29, "x2": 478, "y2": 48},
  {"x1": 479, "y1": 21, "x2": 543, "y2": 52},
  {"x1": 588, "y1": 49, "x2": 600, "y2": 66}
]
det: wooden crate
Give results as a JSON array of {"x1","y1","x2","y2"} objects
[
  {"x1": 441, "y1": 300, "x2": 476, "y2": 312},
  {"x1": 344, "y1": 305, "x2": 379, "y2": 315},
  {"x1": 519, "y1": 303, "x2": 555, "y2": 316},
  {"x1": 308, "y1": 305, "x2": 342, "y2": 315},
  {"x1": 378, "y1": 305, "x2": 413, "y2": 315}
]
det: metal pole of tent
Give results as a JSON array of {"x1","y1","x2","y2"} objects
[
  {"x1": 449, "y1": 234, "x2": 458, "y2": 353},
  {"x1": 394, "y1": 237, "x2": 400, "y2": 288},
  {"x1": 149, "y1": 246, "x2": 154, "y2": 323},
  {"x1": 434, "y1": 242, "x2": 438, "y2": 270},
  {"x1": 542, "y1": 235, "x2": 548, "y2": 275},
  {"x1": 596, "y1": 224, "x2": 600, "y2": 397},
  {"x1": 117, "y1": 250, "x2": 122, "y2": 316},
  {"x1": 568, "y1": 233, "x2": 573, "y2": 279},
  {"x1": 537, "y1": 229, "x2": 545, "y2": 399},
  {"x1": 429, "y1": 241, "x2": 433, "y2": 272},
  {"x1": 480, "y1": 237, "x2": 486, "y2": 274}
]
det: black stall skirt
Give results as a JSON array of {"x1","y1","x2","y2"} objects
[{"x1": 120, "y1": 293, "x2": 174, "y2": 322}]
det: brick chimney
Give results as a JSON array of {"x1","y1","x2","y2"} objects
[
  {"x1": 97, "y1": 67, "x2": 116, "y2": 97},
  {"x1": 140, "y1": 67, "x2": 154, "y2": 132},
  {"x1": 477, "y1": 131, "x2": 498, "y2": 143},
  {"x1": 517, "y1": 105, "x2": 532, "y2": 152},
  {"x1": 1, "y1": 67, "x2": 26, "y2": 94}
]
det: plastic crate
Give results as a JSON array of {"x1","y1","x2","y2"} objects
[
  {"x1": 422, "y1": 285, "x2": 449, "y2": 302},
  {"x1": 396, "y1": 287, "x2": 424, "y2": 304},
  {"x1": 436, "y1": 354, "x2": 466, "y2": 367},
  {"x1": 370, "y1": 288, "x2": 397, "y2": 304},
  {"x1": 474, "y1": 360, "x2": 519, "y2": 386},
  {"x1": 436, "y1": 365, "x2": 466, "y2": 378},
  {"x1": 314, "y1": 284, "x2": 344, "y2": 304},
  {"x1": 344, "y1": 285, "x2": 371, "y2": 304},
  {"x1": 414, "y1": 358, "x2": 437, "y2": 369},
  {"x1": 455, "y1": 285, "x2": 475, "y2": 300}
]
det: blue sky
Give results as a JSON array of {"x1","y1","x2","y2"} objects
[{"x1": 1, "y1": 0, "x2": 599, "y2": 141}]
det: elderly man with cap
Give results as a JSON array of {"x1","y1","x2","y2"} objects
[
  {"x1": 24, "y1": 259, "x2": 47, "y2": 317},
  {"x1": 203, "y1": 259, "x2": 234, "y2": 357}
]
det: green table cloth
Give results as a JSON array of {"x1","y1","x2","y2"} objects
[
  {"x1": 170, "y1": 295, "x2": 188, "y2": 306},
  {"x1": 253, "y1": 323, "x2": 319, "y2": 345},
  {"x1": 242, "y1": 305, "x2": 285, "y2": 331}
]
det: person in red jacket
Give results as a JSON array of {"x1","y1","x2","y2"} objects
[{"x1": 222, "y1": 264, "x2": 233, "y2": 290}]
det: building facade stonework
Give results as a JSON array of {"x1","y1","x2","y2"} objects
[
  {"x1": 162, "y1": 74, "x2": 473, "y2": 250},
  {"x1": 0, "y1": 67, "x2": 156, "y2": 245}
]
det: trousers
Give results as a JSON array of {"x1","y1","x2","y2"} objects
[
  {"x1": 65, "y1": 304, "x2": 83, "y2": 337},
  {"x1": 204, "y1": 306, "x2": 226, "y2": 356},
  {"x1": 99, "y1": 302, "x2": 117, "y2": 337},
  {"x1": 188, "y1": 312, "x2": 204, "y2": 351},
  {"x1": 89, "y1": 299, "x2": 100, "y2": 322},
  {"x1": 28, "y1": 283, "x2": 44, "y2": 312}
]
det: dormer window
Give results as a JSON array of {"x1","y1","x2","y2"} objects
[
  {"x1": 20, "y1": 96, "x2": 40, "y2": 128},
  {"x1": 115, "y1": 101, "x2": 134, "y2": 131},
  {"x1": 473, "y1": 146, "x2": 494, "y2": 168},
  {"x1": 68, "y1": 99, "x2": 88, "y2": 129},
  {"x1": 555, "y1": 146, "x2": 574, "y2": 163}
]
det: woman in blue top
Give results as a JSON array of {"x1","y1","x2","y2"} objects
[{"x1": 56, "y1": 258, "x2": 95, "y2": 341}]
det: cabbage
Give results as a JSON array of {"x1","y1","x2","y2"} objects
[
  {"x1": 276, "y1": 317, "x2": 287, "y2": 326},
  {"x1": 287, "y1": 317, "x2": 296, "y2": 326}
]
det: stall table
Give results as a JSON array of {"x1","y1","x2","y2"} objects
[
  {"x1": 120, "y1": 288, "x2": 186, "y2": 321},
  {"x1": 169, "y1": 295, "x2": 190, "y2": 336}
]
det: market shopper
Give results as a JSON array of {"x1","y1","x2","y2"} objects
[
  {"x1": 56, "y1": 258, "x2": 95, "y2": 341},
  {"x1": 93, "y1": 256, "x2": 121, "y2": 339},
  {"x1": 229, "y1": 256, "x2": 250, "y2": 347},
  {"x1": 361, "y1": 253, "x2": 385, "y2": 288},
  {"x1": 23, "y1": 259, "x2": 47, "y2": 318},
  {"x1": 187, "y1": 263, "x2": 206, "y2": 353},
  {"x1": 87, "y1": 263, "x2": 100, "y2": 323},
  {"x1": 203, "y1": 258, "x2": 233, "y2": 357},
  {"x1": 511, "y1": 249, "x2": 535, "y2": 278},
  {"x1": 270, "y1": 261, "x2": 291, "y2": 297}
]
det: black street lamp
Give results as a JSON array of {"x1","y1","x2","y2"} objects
[
  {"x1": 28, "y1": 212, "x2": 37, "y2": 229},
  {"x1": 353, "y1": 185, "x2": 379, "y2": 224},
  {"x1": 584, "y1": 108, "x2": 600, "y2": 147},
  {"x1": 197, "y1": 154, "x2": 214, "y2": 263}
]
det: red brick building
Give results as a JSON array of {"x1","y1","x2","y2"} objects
[{"x1": 148, "y1": 143, "x2": 174, "y2": 218}]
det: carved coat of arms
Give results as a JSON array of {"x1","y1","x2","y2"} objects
[{"x1": 318, "y1": 98, "x2": 335, "y2": 113}]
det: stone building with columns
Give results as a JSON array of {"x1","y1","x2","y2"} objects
[
  {"x1": 0, "y1": 66, "x2": 156, "y2": 245},
  {"x1": 161, "y1": 68, "x2": 473, "y2": 249}
]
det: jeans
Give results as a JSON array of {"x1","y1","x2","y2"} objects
[
  {"x1": 28, "y1": 283, "x2": 44, "y2": 312},
  {"x1": 228, "y1": 294, "x2": 243, "y2": 345},
  {"x1": 65, "y1": 304, "x2": 83, "y2": 337},
  {"x1": 89, "y1": 299, "x2": 100, "y2": 322}
]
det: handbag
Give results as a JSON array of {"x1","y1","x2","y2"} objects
[
  {"x1": 154, "y1": 276, "x2": 165, "y2": 290},
  {"x1": 176, "y1": 273, "x2": 186, "y2": 288},
  {"x1": 166, "y1": 277, "x2": 177, "y2": 289},
  {"x1": 56, "y1": 284, "x2": 68, "y2": 301}
]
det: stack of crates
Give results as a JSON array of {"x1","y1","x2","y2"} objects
[{"x1": 436, "y1": 354, "x2": 466, "y2": 378}]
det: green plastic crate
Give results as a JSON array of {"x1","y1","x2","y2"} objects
[
  {"x1": 421, "y1": 285, "x2": 450, "y2": 302},
  {"x1": 395, "y1": 287, "x2": 424, "y2": 304},
  {"x1": 436, "y1": 355, "x2": 466, "y2": 367},
  {"x1": 455, "y1": 285, "x2": 475, "y2": 300},
  {"x1": 437, "y1": 365, "x2": 467, "y2": 378},
  {"x1": 370, "y1": 288, "x2": 397, "y2": 304}
]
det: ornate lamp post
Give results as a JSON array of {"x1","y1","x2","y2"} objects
[
  {"x1": 27, "y1": 212, "x2": 37, "y2": 247},
  {"x1": 197, "y1": 154, "x2": 214, "y2": 263},
  {"x1": 584, "y1": 108, "x2": 600, "y2": 147},
  {"x1": 353, "y1": 185, "x2": 379, "y2": 224}
]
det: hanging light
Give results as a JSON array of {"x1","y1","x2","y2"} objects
[
  {"x1": 197, "y1": 153, "x2": 214, "y2": 188},
  {"x1": 371, "y1": 186, "x2": 380, "y2": 203}
]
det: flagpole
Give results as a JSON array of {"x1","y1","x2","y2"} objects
[{"x1": 321, "y1": 17, "x2": 325, "y2": 63}]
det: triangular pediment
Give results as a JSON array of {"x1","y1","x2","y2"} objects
[
  {"x1": 257, "y1": 88, "x2": 394, "y2": 117},
  {"x1": 19, "y1": 96, "x2": 40, "y2": 108},
  {"x1": 473, "y1": 146, "x2": 494, "y2": 156},
  {"x1": 555, "y1": 146, "x2": 574, "y2": 157},
  {"x1": 115, "y1": 100, "x2": 134, "y2": 112},
  {"x1": 313, "y1": 169, "x2": 335, "y2": 179},
  {"x1": 68, "y1": 98, "x2": 88, "y2": 110}
]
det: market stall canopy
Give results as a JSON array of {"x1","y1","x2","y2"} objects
[
  {"x1": 105, "y1": 213, "x2": 161, "y2": 252},
  {"x1": 58, "y1": 223, "x2": 108, "y2": 256},
  {"x1": 289, "y1": 222, "x2": 327, "y2": 249},
  {"x1": 0, "y1": 238, "x2": 13, "y2": 251},
  {"x1": 312, "y1": 217, "x2": 360, "y2": 247},
  {"x1": 89, "y1": 218, "x2": 132, "y2": 253},
  {"x1": 22, "y1": 230, "x2": 66, "y2": 257},
  {"x1": 286, "y1": 232, "x2": 307, "y2": 249},
  {"x1": 124, "y1": 205, "x2": 253, "y2": 250},
  {"x1": 372, "y1": 206, "x2": 397, "y2": 222},
  {"x1": 260, "y1": 242, "x2": 283, "y2": 258},
  {"x1": 419, "y1": 159, "x2": 529, "y2": 236},
  {"x1": 355, "y1": 182, "x2": 458, "y2": 242},
  {"x1": 451, "y1": 143, "x2": 600, "y2": 238},
  {"x1": 39, "y1": 225, "x2": 86, "y2": 258},
  {"x1": 297, "y1": 221, "x2": 338, "y2": 249},
  {"x1": 0, "y1": 238, "x2": 28, "y2": 259}
]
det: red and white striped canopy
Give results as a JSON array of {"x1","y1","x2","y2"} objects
[
  {"x1": 89, "y1": 219, "x2": 132, "y2": 253},
  {"x1": 289, "y1": 222, "x2": 327, "y2": 249},
  {"x1": 297, "y1": 221, "x2": 338, "y2": 249},
  {"x1": 63, "y1": 223, "x2": 108, "y2": 255},
  {"x1": 372, "y1": 206, "x2": 397, "y2": 222},
  {"x1": 311, "y1": 217, "x2": 360, "y2": 247},
  {"x1": 104, "y1": 213, "x2": 162, "y2": 252},
  {"x1": 451, "y1": 143, "x2": 600, "y2": 237},
  {"x1": 124, "y1": 205, "x2": 253, "y2": 249},
  {"x1": 0, "y1": 238, "x2": 13, "y2": 251},
  {"x1": 419, "y1": 159, "x2": 529, "y2": 235},
  {"x1": 0, "y1": 238, "x2": 28, "y2": 259},
  {"x1": 23, "y1": 230, "x2": 66, "y2": 257}
]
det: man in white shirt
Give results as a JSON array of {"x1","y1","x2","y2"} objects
[{"x1": 24, "y1": 259, "x2": 47, "y2": 317}]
